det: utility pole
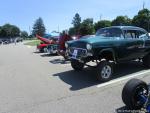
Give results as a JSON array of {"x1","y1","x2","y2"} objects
[
  {"x1": 143, "y1": 1, "x2": 145, "y2": 9},
  {"x1": 100, "y1": 14, "x2": 102, "y2": 21},
  {"x1": 29, "y1": 26, "x2": 31, "y2": 35}
]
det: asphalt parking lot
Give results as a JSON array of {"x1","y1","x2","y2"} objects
[{"x1": 0, "y1": 42, "x2": 150, "y2": 113}]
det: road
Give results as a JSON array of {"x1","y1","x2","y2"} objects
[{"x1": 0, "y1": 42, "x2": 150, "y2": 113}]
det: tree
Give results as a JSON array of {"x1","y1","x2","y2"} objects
[
  {"x1": 68, "y1": 27, "x2": 76, "y2": 36},
  {"x1": 111, "y1": 16, "x2": 131, "y2": 26},
  {"x1": 94, "y1": 20, "x2": 111, "y2": 31},
  {"x1": 72, "y1": 13, "x2": 81, "y2": 35},
  {"x1": 132, "y1": 9, "x2": 150, "y2": 32},
  {"x1": 20, "y1": 31, "x2": 28, "y2": 39},
  {"x1": 0, "y1": 24, "x2": 20, "y2": 37},
  {"x1": 32, "y1": 17, "x2": 46, "y2": 36},
  {"x1": 79, "y1": 18, "x2": 95, "y2": 36},
  {"x1": 10, "y1": 25, "x2": 20, "y2": 37}
]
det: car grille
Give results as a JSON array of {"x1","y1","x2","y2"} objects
[{"x1": 68, "y1": 47, "x2": 87, "y2": 58}]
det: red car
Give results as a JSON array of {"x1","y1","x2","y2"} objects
[{"x1": 36, "y1": 34, "x2": 57, "y2": 52}]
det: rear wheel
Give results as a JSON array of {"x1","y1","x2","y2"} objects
[
  {"x1": 39, "y1": 48, "x2": 44, "y2": 53},
  {"x1": 96, "y1": 61, "x2": 113, "y2": 82},
  {"x1": 43, "y1": 47, "x2": 47, "y2": 53},
  {"x1": 71, "y1": 60, "x2": 84, "y2": 71},
  {"x1": 122, "y1": 79, "x2": 148, "y2": 109}
]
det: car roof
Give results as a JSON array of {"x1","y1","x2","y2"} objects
[{"x1": 101, "y1": 26, "x2": 147, "y2": 32}]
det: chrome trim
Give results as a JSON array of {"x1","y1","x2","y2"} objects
[
  {"x1": 67, "y1": 47, "x2": 92, "y2": 60},
  {"x1": 68, "y1": 47, "x2": 88, "y2": 56}
]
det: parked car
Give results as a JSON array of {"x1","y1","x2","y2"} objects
[
  {"x1": 3, "y1": 40, "x2": 10, "y2": 44},
  {"x1": 16, "y1": 38, "x2": 23, "y2": 42},
  {"x1": 46, "y1": 44, "x2": 59, "y2": 55},
  {"x1": 36, "y1": 35, "x2": 58, "y2": 52},
  {"x1": 66, "y1": 26, "x2": 150, "y2": 82},
  {"x1": 0, "y1": 41, "x2": 2, "y2": 45}
]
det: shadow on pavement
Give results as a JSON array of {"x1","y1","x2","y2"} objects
[
  {"x1": 113, "y1": 61, "x2": 146, "y2": 79},
  {"x1": 33, "y1": 51, "x2": 41, "y2": 54},
  {"x1": 115, "y1": 106, "x2": 133, "y2": 113},
  {"x1": 53, "y1": 67, "x2": 99, "y2": 90},
  {"x1": 50, "y1": 58, "x2": 70, "y2": 64},
  {"x1": 53, "y1": 61, "x2": 148, "y2": 91},
  {"x1": 40, "y1": 53, "x2": 57, "y2": 57}
]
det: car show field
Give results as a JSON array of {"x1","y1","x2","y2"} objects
[{"x1": 0, "y1": 42, "x2": 150, "y2": 113}]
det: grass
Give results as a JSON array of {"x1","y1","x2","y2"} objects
[{"x1": 24, "y1": 40, "x2": 41, "y2": 46}]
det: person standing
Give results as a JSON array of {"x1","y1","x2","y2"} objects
[{"x1": 14, "y1": 38, "x2": 17, "y2": 45}]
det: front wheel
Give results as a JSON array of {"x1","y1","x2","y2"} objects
[
  {"x1": 96, "y1": 61, "x2": 113, "y2": 82},
  {"x1": 122, "y1": 79, "x2": 148, "y2": 110},
  {"x1": 71, "y1": 60, "x2": 84, "y2": 71}
]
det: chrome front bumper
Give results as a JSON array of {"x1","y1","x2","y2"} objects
[{"x1": 67, "y1": 47, "x2": 92, "y2": 61}]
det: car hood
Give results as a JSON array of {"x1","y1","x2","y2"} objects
[{"x1": 69, "y1": 36, "x2": 120, "y2": 44}]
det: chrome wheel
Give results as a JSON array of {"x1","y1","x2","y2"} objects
[
  {"x1": 101, "y1": 65, "x2": 112, "y2": 79},
  {"x1": 44, "y1": 48, "x2": 48, "y2": 53}
]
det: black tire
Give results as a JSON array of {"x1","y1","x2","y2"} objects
[
  {"x1": 40, "y1": 49, "x2": 44, "y2": 53},
  {"x1": 63, "y1": 56, "x2": 68, "y2": 60},
  {"x1": 71, "y1": 60, "x2": 84, "y2": 71},
  {"x1": 43, "y1": 47, "x2": 48, "y2": 53},
  {"x1": 122, "y1": 79, "x2": 148, "y2": 110},
  {"x1": 96, "y1": 61, "x2": 113, "y2": 82},
  {"x1": 143, "y1": 55, "x2": 150, "y2": 68}
]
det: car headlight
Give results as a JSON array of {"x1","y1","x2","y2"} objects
[
  {"x1": 86, "y1": 44, "x2": 92, "y2": 50},
  {"x1": 65, "y1": 43, "x2": 68, "y2": 48}
]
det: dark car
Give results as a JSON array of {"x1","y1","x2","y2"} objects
[
  {"x1": 0, "y1": 41, "x2": 2, "y2": 45},
  {"x1": 46, "y1": 44, "x2": 59, "y2": 55},
  {"x1": 66, "y1": 26, "x2": 150, "y2": 82}
]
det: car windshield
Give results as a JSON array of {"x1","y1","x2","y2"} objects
[{"x1": 96, "y1": 28, "x2": 123, "y2": 38}]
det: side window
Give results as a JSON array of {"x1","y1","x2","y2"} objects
[
  {"x1": 96, "y1": 28, "x2": 122, "y2": 38},
  {"x1": 138, "y1": 31, "x2": 149, "y2": 39},
  {"x1": 124, "y1": 30, "x2": 137, "y2": 39}
]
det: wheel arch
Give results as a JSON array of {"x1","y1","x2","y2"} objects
[{"x1": 99, "y1": 48, "x2": 117, "y2": 63}]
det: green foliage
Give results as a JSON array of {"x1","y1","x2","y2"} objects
[
  {"x1": 68, "y1": 27, "x2": 76, "y2": 36},
  {"x1": 24, "y1": 40, "x2": 41, "y2": 46},
  {"x1": 132, "y1": 9, "x2": 150, "y2": 32},
  {"x1": 79, "y1": 18, "x2": 95, "y2": 36},
  {"x1": 0, "y1": 24, "x2": 20, "y2": 37},
  {"x1": 94, "y1": 20, "x2": 111, "y2": 31},
  {"x1": 32, "y1": 17, "x2": 46, "y2": 36},
  {"x1": 28, "y1": 35, "x2": 34, "y2": 39},
  {"x1": 111, "y1": 16, "x2": 131, "y2": 26},
  {"x1": 72, "y1": 13, "x2": 81, "y2": 35},
  {"x1": 21, "y1": 31, "x2": 28, "y2": 39}
]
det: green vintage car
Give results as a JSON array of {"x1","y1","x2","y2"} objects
[{"x1": 65, "y1": 26, "x2": 150, "y2": 82}]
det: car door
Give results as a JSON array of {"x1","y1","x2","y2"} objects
[
  {"x1": 119, "y1": 30, "x2": 144, "y2": 61},
  {"x1": 138, "y1": 31, "x2": 150, "y2": 55}
]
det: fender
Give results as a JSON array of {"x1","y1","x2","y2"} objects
[{"x1": 99, "y1": 48, "x2": 117, "y2": 63}]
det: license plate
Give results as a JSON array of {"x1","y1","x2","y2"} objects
[{"x1": 72, "y1": 49, "x2": 78, "y2": 58}]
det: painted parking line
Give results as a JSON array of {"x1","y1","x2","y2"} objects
[{"x1": 97, "y1": 70, "x2": 150, "y2": 88}]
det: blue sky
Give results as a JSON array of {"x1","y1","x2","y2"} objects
[{"x1": 0, "y1": 0, "x2": 150, "y2": 33}]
